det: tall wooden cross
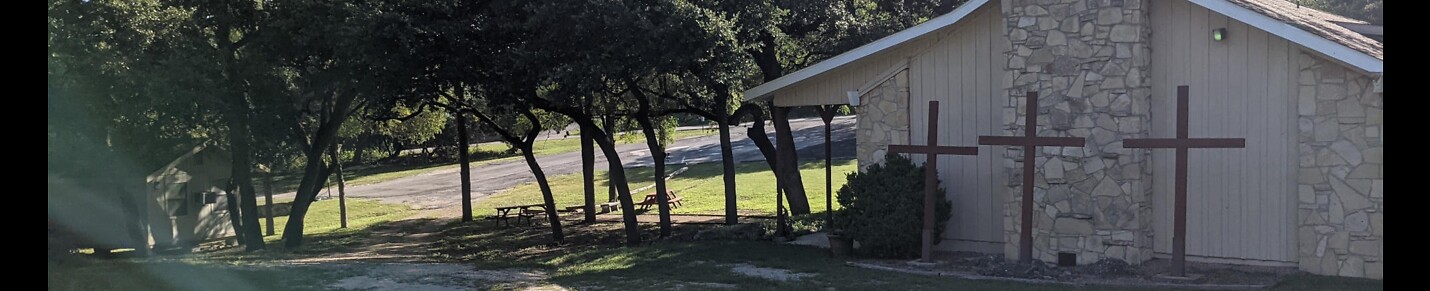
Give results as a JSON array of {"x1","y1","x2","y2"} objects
[
  {"x1": 887, "y1": 100, "x2": 979, "y2": 263},
  {"x1": 978, "y1": 91, "x2": 1085, "y2": 264},
  {"x1": 1124, "y1": 85, "x2": 1245, "y2": 277}
]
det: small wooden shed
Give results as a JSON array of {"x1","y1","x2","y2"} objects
[{"x1": 144, "y1": 145, "x2": 237, "y2": 249}]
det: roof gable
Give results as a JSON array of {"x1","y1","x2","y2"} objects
[
  {"x1": 743, "y1": 0, "x2": 1383, "y2": 102},
  {"x1": 743, "y1": 0, "x2": 992, "y2": 101}
]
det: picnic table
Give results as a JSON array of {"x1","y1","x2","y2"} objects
[
  {"x1": 488, "y1": 203, "x2": 548, "y2": 227},
  {"x1": 637, "y1": 190, "x2": 683, "y2": 210}
]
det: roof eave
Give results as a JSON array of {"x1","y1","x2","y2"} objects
[
  {"x1": 1190, "y1": 0, "x2": 1382, "y2": 74},
  {"x1": 742, "y1": 0, "x2": 992, "y2": 103}
]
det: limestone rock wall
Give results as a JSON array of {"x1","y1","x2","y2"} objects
[
  {"x1": 1001, "y1": 0, "x2": 1154, "y2": 265},
  {"x1": 1295, "y1": 53, "x2": 1383, "y2": 279},
  {"x1": 856, "y1": 70, "x2": 912, "y2": 169}
]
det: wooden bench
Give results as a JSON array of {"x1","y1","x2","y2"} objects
[
  {"x1": 636, "y1": 190, "x2": 683, "y2": 210},
  {"x1": 599, "y1": 201, "x2": 621, "y2": 213},
  {"x1": 489, "y1": 203, "x2": 547, "y2": 227}
]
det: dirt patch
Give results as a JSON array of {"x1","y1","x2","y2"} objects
[
  {"x1": 330, "y1": 275, "x2": 464, "y2": 291},
  {"x1": 325, "y1": 263, "x2": 555, "y2": 290},
  {"x1": 728, "y1": 263, "x2": 812, "y2": 282},
  {"x1": 679, "y1": 282, "x2": 738, "y2": 289},
  {"x1": 852, "y1": 252, "x2": 1295, "y2": 288}
]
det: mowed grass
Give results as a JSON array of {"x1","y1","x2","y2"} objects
[
  {"x1": 431, "y1": 222, "x2": 1384, "y2": 291},
  {"x1": 262, "y1": 198, "x2": 414, "y2": 244},
  {"x1": 473, "y1": 159, "x2": 857, "y2": 216},
  {"x1": 435, "y1": 223, "x2": 1089, "y2": 290},
  {"x1": 268, "y1": 129, "x2": 715, "y2": 193}
]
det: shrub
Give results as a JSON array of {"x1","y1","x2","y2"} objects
[{"x1": 833, "y1": 153, "x2": 952, "y2": 258}]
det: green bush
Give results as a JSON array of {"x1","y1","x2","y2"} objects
[{"x1": 833, "y1": 153, "x2": 951, "y2": 258}]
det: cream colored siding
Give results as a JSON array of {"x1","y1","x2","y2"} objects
[
  {"x1": 766, "y1": 5, "x2": 1008, "y2": 251},
  {"x1": 770, "y1": 7, "x2": 1005, "y2": 108},
  {"x1": 1150, "y1": 1, "x2": 1298, "y2": 264},
  {"x1": 773, "y1": 47, "x2": 911, "y2": 107},
  {"x1": 905, "y1": 6, "x2": 1008, "y2": 250}
]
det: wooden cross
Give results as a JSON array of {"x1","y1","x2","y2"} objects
[
  {"x1": 978, "y1": 91, "x2": 1085, "y2": 264},
  {"x1": 887, "y1": 100, "x2": 979, "y2": 263},
  {"x1": 1123, "y1": 86, "x2": 1245, "y2": 277}
]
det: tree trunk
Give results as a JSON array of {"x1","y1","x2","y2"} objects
[
  {"x1": 581, "y1": 125, "x2": 597, "y2": 223},
  {"x1": 603, "y1": 114, "x2": 617, "y2": 202},
  {"x1": 282, "y1": 92, "x2": 354, "y2": 248},
  {"x1": 630, "y1": 83, "x2": 673, "y2": 237},
  {"x1": 718, "y1": 119, "x2": 737, "y2": 225},
  {"x1": 457, "y1": 112, "x2": 473, "y2": 222},
  {"x1": 635, "y1": 115, "x2": 672, "y2": 237},
  {"x1": 263, "y1": 171, "x2": 276, "y2": 236},
  {"x1": 751, "y1": 31, "x2": 784, "y2": 82},
  {"x1": 387, "y1": 143, "x2": 403, "y2": 160},
  {"x1": 216, "y1": 14, "x2": 264, "y2": 251},
  {"x1": 771, "y1": 105, "x2": 810, "y2": 215},
  {"x1": 586, "y1": 123, "x2": 641, "y2": 246},
  {"x1": 521, "y1": 148, "x2": 565, "y2": 243},
  {"x1": 330, "y1": 142, "x2": 348, "y2": 229},
  {"x1": 747, "y1": 31, "x2": 814, "y2": 215},
  {"x1": 352, "y1": 138, "x2": 367, "y2": 164},
  {"x1": 225, "y1": 103, "x2": 265, "y2": 251},
  {"x1": 283, "y1": 145, "x2": 332, "y2": 247},
  {"x1": 224, "y1": 186, "x2": 246, "y2": 245},
  {"x1": 735, "y1": 106, "x2": 780, "y2": 174}
]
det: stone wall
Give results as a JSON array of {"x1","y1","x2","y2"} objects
[
  {"x1": 856, "y1": 70, "x2": 911, "y2": 169},
  {"x1": 1001, "y1": 0, "x2": 1154, "y2": 265},
  {"x1": 1295, "y1": 53, "x2": 1383, "y2": 279}
]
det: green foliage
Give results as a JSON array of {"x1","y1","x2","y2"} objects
[
  {"x1": 834, "y1": 153, "x2": 951, "y2": 259},
  {"x1": 48, "y1": 0, "x2": 228, "y2": 177}
]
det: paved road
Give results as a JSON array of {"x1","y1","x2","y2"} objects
[{"x1": 289, "y1": 116, "x2": 855, "y2": 210}]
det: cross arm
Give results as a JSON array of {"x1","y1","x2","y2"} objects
[{"x1": 1124, "y1": 138, "x2": 1245, "y2": 148}]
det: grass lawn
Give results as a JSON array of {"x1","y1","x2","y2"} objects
[
  {"x1": 433, "y1": 222, "x2": 1093, "y2": 290},
  {"x1": 267, "y1": 129, "x2": 716, "y2": 194},
  {"x1": 474, "y1": 159, "x2": 858, "y2": 216},
  {"x1": 49, "y1": 201, "x2": 1382, "y2": 291},
  {"x1": 262, "y1": 198, "x2": 414, "y2": 245},
  {"x1": 432, "y1": 222, "x2": 1386, "y2": 291}
]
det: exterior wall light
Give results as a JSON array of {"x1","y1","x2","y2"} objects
[{"x1": 1213, "y1": 28, "x2": 1228, "y2": 42}]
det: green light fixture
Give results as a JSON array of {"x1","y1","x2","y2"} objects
[{"x1": 1213, "y1": 28, "x2": 1228, "y2": 42}]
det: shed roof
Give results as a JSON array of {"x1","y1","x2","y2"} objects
[{"x1": 146, "y1": 145, "x2": 229, "y2": 182}]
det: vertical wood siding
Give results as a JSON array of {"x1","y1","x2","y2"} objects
[
  {"x1": 1150, "y1": 1, "x2": 1298, "y2": 263},
  {"x1": 906, "y1": 6, "x2": 1009, "y2": 249},
  {"x1": 768, "y1": 5, "x2": 1008, "y2": 250}
]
